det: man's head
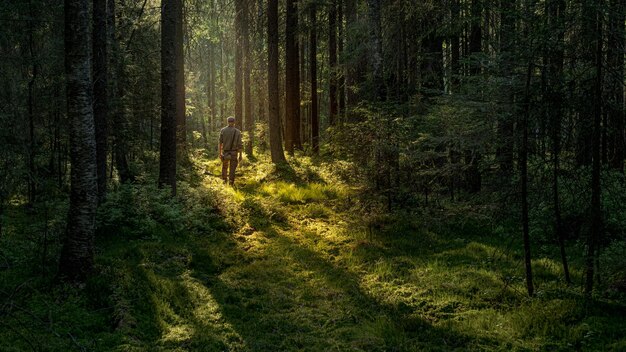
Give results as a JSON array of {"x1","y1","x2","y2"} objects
[{"x1": 227, "y1": 116, "x2": 235, "y2": 126}]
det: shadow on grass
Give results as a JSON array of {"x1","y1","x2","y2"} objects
[{"x1": 185, "y1": 218, "x2": 502, "y2": 351}]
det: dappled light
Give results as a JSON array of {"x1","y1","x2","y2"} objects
[{"x1": 2, "y1": 0, "x2": 626, "y2": 350}]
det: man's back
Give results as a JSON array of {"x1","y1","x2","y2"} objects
[{"x1": 220, "y1": 126, "x2": 242, "y2": 151}]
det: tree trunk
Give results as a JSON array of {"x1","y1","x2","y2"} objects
[
  {"x1": 27, "y1": 2, "x2": 38, "y2": 206},
  {"x1": 521, "y1": 61, "x2": 534, "y2": 297},
  {"x1": 93, "y1": 0, "x2": 108, "y2": 203},
  {"x1": 243, "y1": 0, "x2": 254, "y2": 156},
  {"x1": 210, "y1": 43, "x2": 217, "y2": 131},
  {"x1": 464, "y1": 0, "x2": 482, "y2": 192},
  {"x1": 585, "y1": 5, "x2": 604, "y2": 301},
  {"x1": 338, "y1": 0, "x2": 345, "y2": 118},
  {"x1": 268, "y1": 0, "x2": 286, "y2": 163},
  {"x1": 545, "y1": 0, "x2": 570, "y2": 284},
  {"x1": 109, "y1": 0, "x2": 132, "y2": 183},
  {"x1": 576, "y1": 0, "x2": 597, "y2": 166},
  {"x1": 449, "y1": 0, "x2": 460, "y2": 92},
  {"x1": 285, "y1": 0, "x2": 301, "y2": 153},
  {"x1": 159, "y1": 0, "x2": 180, "y2": 194},
  {"x1": 310, "y1": 4, "x2": 319, "y2": 154},
  {"x1": 235, "y1": 0, "x2": 244, "y2": 126},
  {"x1": 329, "y1": 0, "x2": 338, "y2": 124},
  {"x1": 607, "y1": 0, "x2": 625, "y2": 171},
  {"x1": 496, "y1": 0, "x2": 515, "y2": 174},
  {"x1": 344, "y1": 0, "x2": 357, "y2": 110},
  {"x1": 367, "y1": 0, "x2": 383, "y2": 100},
  {"x1": 176, "y1": 0, "x2": 186, "y2": 148},
  {"x1": 469, "y1": 0, "x2": 482, "y2": 75},
  {"x1": 59, "y1": 0, "x2": 98, "y2": 281}
]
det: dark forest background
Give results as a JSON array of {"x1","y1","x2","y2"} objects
[{"x1": 1, "y1": 0, "x2": 626, "y2": 350}]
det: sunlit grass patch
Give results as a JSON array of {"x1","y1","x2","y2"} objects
[{"x1": 259, "y1": 181, "x2": 346, "y2": 204}]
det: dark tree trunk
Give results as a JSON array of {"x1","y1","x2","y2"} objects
[
  {"x1": 329, "y1": 0, "x2": 338, "y2": 124},
  {"x1": 545, "y1": 0, "x2": 570, "y2": 284},
  {"x1": 576, "y1": 0, "x2": 597, "y2": 166},
  {"x1": 285, "y1": 0, "x2": 301, "y2": 153},
  {"x1": 176, "y1": 0, "x2": 186, "y2": 148},
  {"x1": 607, "y1": 0, "x2": 625, "y2": 171},
  {"x1": 521, "y1": 61, "x2": 534, "y2": 297},
  {"x1": 496, "y1": 0, "x2": 515, "y2": 175},
  {"x1": 243, "y1": 0, "x2": 254, "y2": 156},
  {"x1": 108, "y1": 0, "x2": 132, "y2": 183},
  {"x1": 449, "y1": 0, "x2": 460, "y2": 91},
  {"x1": 27, "y1": 3, "x2": 38, "y2": 206},
  {"x1": 59, "y1": 0, "x2": 98, "y2": 282},
  {"x1": 585, "y1": 6, "x2": 604, "y2": 301},
  {"x1": 310, "y1": 3, "x2": 319, "y2": 154},
  {"x1": 159, "y1": 0, "x2": 180, "y2": 194},
  {"x1": 93, "y1": 0, "x2": 108, "y2": 203},
  {"x1": 235, "y1": 0, "x2": 243, "y2": 125},
  {"x1": 268, "y1": 0, "x2": 286, "y2": 163},
  {"x1": 464, "y1": 0, "x2": 482, "y2": 192},
  {"x1": 338, "y1": 0, "x2": 345, "y2": 118},
  {"x1": 367, "y1": 0, "x2": 383, "y2": 100},
  {"x1": 469, "y1": 0, "x2": 482, "y2": 75},
  {"x1": 344, "y1": 0, "x2": 357, "y2": 110}
]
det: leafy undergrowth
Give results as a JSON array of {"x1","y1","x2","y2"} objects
[{"x1": 1, "y1": 151, "x2": 625, "y2": 351}]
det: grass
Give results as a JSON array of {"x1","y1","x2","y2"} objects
[{"x1": 1, "y1": 151, "x2": 625, "y2": 351}]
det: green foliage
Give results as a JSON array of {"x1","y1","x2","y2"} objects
[
  {"x1": 2, "y1": 154, "x2": 626, "y2": 351},
  {"x1": 97, "y1": 184, "x2": 186, "y2": 240}
]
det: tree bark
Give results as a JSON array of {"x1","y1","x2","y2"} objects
[
  {"x1": 329, "y1": 0, "x2": 338, "y2": 124},
  {"x1": 176, "y1": 0, "x2": 186, "y2": 148},
  {"x1": 576, "y1": 0, "x2": 597, "y2": 166},
  {"x1": 59, "y1": 0, "x2": 98, "y2": 281},
  {"x1": 268, "y1": 0, "x2": 286, "y2": 163},
  {"x1": 108, "y1": 0, "x2": 132, "y2": 183},
  {"x1": 344, "y1": 0, "x2": 357, "y2": 110},
  {"x1": 545, "y1": 0, "x2": 570, "y2": 284},
  {"x1": 93, "y1": 0, "x2": 108, "y2": 203},
  {"x1": 464, "y1": 0, "x2": 482, "y2": 192},
  {"x1": 310, "y1": 4, "x2": 319, "y2": 154},
  {"x1": 27, "y1": 2, "x2": 38, "y2": 206},
  {"x1": 159, "y1": 0, "x2": 180, "y2": 194},
  {"x1": 585, "y1": 5, "x2": 604, "y2": 301},
  {"x1": 337, "y1": 0, "x2": 345, "y2": 118},
  {"x1": 285, "y1": 0, "x2": 301, "y2": 153},
  {"x1": 469, "y1": 0, "x2": 482, "y2": 75},
  {"x1": 607, "y1": 0, "x2": 625, "y2": 171},
  {"x1": 496, "y1": 0, "x2": 515, "y2": 174},
  {"x1": 243, "y1": 0, "x2": 254, "y2": 156},
  {"x1": 521, "y1": 61, "x2": 534, "y2": 297},
  {"x1": 235, "y1": 0, "x2": 244, "y2": 126}
]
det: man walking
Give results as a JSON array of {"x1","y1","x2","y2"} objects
[{"x1": 219, "y1": 116, "x2": 243, "y2": 185}]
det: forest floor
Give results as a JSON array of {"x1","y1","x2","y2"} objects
[{"x1": 1, "y1": 151, "x2": 626, "y2": 351}]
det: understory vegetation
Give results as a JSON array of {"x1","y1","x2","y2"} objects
[{"x1": 1, "y1": 151, "x2": 624, "y2": 351}]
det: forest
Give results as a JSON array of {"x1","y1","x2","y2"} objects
[{"x1": 1, "y1": 0, "x2": 626, "y2": 350}]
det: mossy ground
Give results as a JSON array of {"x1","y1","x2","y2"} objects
[{"x1": 1, "y1": 151, "x2": 625, "y2": 351}]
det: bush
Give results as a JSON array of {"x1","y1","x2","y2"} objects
[{"x1": 97, "y1": 184, "x2": 185, "y2": 240}]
